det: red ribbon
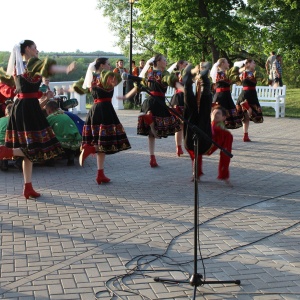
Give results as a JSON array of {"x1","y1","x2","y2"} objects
[
  {"x1": 242, "y1": 86, "x2": 256, "y2": 90},
  {"x1": 94, "y1": 98, "x2": 111, "y2": 103},
  {"x1": 216, "y1": 87, "x2": 230, "y2": 92},
  {"x1": 17, "y1": 92, "x2": 43, "y2": 99},
  {"x1": 150, "y1": 91, "x2": 165, "y2": 97}
]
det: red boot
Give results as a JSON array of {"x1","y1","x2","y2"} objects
[
  {"x1": 243, "y1": 132, "x2": 251, "y2": 142},
  {"x1": 79, "y1": 144, "x2": 96, "y2": 166},
  {"x1": 176, "y1": 145, "x2": 184, "y2": 157},
  {"x1": 23, "y1": 183, "x2": 41, "y2": 199},
  {"x1": 150, "y1": 155, "x2": 158, "y2": 167},
  {"x1": 241, "y1": 100, "x2": 250, "y2": 111},
  {"x1": 96, "y1": 169, "x2": 111, "y2": 184},
  {"x1": 0, "y1": 146, "x2": 13, "y2": 160},
  {"x1": 192, "y1": 155, "x2": 203, "y2": 181},
  {"x1": 140, "y1": 112, "x2": 153, "y2": 125}
]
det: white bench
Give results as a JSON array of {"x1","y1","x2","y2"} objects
[
  {"x1": 140, "y1": 84, "x2": 197, "y2": 105},
  {"x1": 140, "y1": 86, "x2": 175, "y2": 105},
  {"x1": 231, "y1": 84, "x2": 286, "y2": 118}
]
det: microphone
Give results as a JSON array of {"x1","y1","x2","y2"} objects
[{"x1": 121, "y1": 73, "x2": 144, "y2": 83}]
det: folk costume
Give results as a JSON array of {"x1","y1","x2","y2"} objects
[
  {"x1": 206, "y1": 120, "x2": 233, "y2": 180},
  {"x1": 211, "y1": 65, "x2": 243, "y2": 129},
  {"x1": 81, "y1": 70, "x2": 131, "y2": 154},
  {"x1": 170, "y1": 70, "x2": 184, "y2": 119},
  {"x1": 169, "y1": 63, "x2": 185, "y2": 156},
  {"x1": 0, "y1": 114, "x2": 10, "y2": 171},
  {"x1": 76, "y1": 61, "x2": 131, "y2": 184},
  {"x1": 64, "y1": 111, "x2": 84, "y2": 136},
  {"x1": 236, "y1": 70, "x2": 264, "y2": 124},
  {"x1": 182, "y1": 64, "x2": 213, "y2": 180},
  {"x1": 137, "y1": 69, "x2": 181, "y2": 138},
  {"x1": 47, "y1": 110, "x2": 82, "y2": 165},
  {"x1": 0, "y1": 68, "x2": 16, "y2": 117},
  {"x1": 4, "y1": 57, "x2": 63, "y2": 162},
  {"x1": 0, "y1": 115, "x2": 9, "y2": 146}
]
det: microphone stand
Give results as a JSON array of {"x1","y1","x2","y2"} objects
[{"x1": 136, "y1": 82, "x2": 240, "y2": 299}]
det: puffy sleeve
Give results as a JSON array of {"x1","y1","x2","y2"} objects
[
  {"x1": 72, "y1": 77, "x2": 90, "y2": 95},
  {"x1": 0, "y1": 67, "x2": 15, "y2": 87},
  {"x1": 0, "y1": 83, "x2": 16, "y2": 99},
  {"x1": 0, "y1": 68, "x2": 16, "y2": 98},
  {"x1": 161, "y1": 70, "x2": 178, "y2": 88},
  {"x1": 227, "y1": 66, "x2": 241, "y2": 85},
  {"x1": 26, "y1": 57, "x2": 57, "y2": 77},
  {"x1": 100, "y1": 70, "x2": 122, "y2": 89}
]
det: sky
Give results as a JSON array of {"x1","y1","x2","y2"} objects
[{"x1": 1, "y1": 0, "x2": 121, "y2": 54}]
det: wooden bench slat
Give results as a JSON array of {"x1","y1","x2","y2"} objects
[
  {"x1": 231, "y1": 84, "x2": 286, "y2": 118},
  {"x1": 141, "y1": 84, "x2": 286, "y2": 118}
]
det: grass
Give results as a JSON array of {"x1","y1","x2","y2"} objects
[
  {"x1": 262, "y1": 88, "x2": 300, "y2": 118},
  {"x1": 85, "y1": 88, "x2": 300, "y2": 118}
]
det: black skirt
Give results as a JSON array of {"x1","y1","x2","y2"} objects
[
  {"x1": 138, "y1": 96, "x2": 181, "y2": 137},
  {"x1": 213, "y1": 91, "x2": 243, "y2": 129},
  {"x1": 5, "y1": 97, "x2": 63, "y2": 162},
  {"x1": 82, "y1": 101, "x2": 131, "y2": 154},
  {"x1": 237, "y1": 90, "x2": 264, "y2": 123}
]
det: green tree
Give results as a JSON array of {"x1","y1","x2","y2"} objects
[
  {"x1": 97, "y1": 0, "x2": 254, "y2": 64},
  {"x1": 97, "y1": 0, "x2": 299, "y2": 87},
  {"x1": 241, "y1": 0, "x2": 300, "y2": 87}
]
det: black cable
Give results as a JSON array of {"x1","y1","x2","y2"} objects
[
  {"x1": 164, "y1": 188, "x2": 300, "y2": 265},
  {"x1": 95, "y1": 188, "x2": 300, "y2": 299}
]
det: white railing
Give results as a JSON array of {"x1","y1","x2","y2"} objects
[{"x1": 49, "y1": 81, "x2": 125, "y2": 114}]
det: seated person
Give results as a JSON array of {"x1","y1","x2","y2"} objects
[
  {"x1": 48, "y1": 94, "x2": 83, "y2": 135},
  {"x1": 39, "y1": 77, "x2": 55, "y2": 109},
  {"x1": 0, "y1": 103, "x2": 23, "y2": 171},
  {"x1": 45, "y1": 101, "x2": 82, "y2": 166},
  {"x1": 39, "y1": 77, "x2": 51, "y2": 93},
  {"x1": 64, "y1": 111, "x2": 84, "y2": 136}
]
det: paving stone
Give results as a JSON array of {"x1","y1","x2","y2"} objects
[{"x1": 0, "y1": 113, "x2": 299, "y2": 299}]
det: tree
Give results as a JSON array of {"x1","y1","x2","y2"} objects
[
  {"x1": 97, "y1": 0, "x2": 266, "y2": 64},
  {"x1": 241, "y1": 0, "x2": 300, "y2": 86},
  {"x1": 96, "y1": 0, "x2": 300, "y2": 86}
]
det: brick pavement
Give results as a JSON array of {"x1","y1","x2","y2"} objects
[{"x1": 0, "y1": 111, "x2": 299, "y2": 300}]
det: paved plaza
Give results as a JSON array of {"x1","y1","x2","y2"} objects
[{"x1": 0, "y1": 110, "x2": 299, "y2": 300}]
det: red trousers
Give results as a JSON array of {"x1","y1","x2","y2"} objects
[{"x1": 186, "y1": 126, "x2": 233, "y2": 180}]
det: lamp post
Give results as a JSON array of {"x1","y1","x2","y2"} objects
[
  {"x1": 126, "y1": 0, "x2": 135, "y2": 106},
  {"x1": 128, "y1": 0, "x2": 135, "y2": 74}
]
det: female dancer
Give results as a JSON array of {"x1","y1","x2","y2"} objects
[
  {"x1": 0, "y1": 39, "x2": 76, "y2": 199},
  {"x1": 210, "y1": 58, "x2": 243, "y2": 129},
  {"x1": 236, "y1": 58, "x2": 264, "y2": 141},
  {"x1": 119, "y1": 54, "x2": 182, "y2": 167},
  {"x1": 78, "y1": 58, "x2": 131, "y2": 184},
  {"x1": 169, "y1": 59, "x2": 188, "y2": 157},
  {"x1": 182, "y1": 63, "x2": 213, "y2": 181}
]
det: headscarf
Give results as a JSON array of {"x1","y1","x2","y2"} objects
[
  {"x1": 167, "y1": 62, "x2": 178, "y2": 73},
  {"x1": 139, "y1": 57, "x2": 155, "y2": 78},
  {"x1": 233, "y1": 59, "x2": 247, "y2": 68},
  {"x1": 6, "y1": 40, "x2": 25, "y2": 76},
  {"x1": 82, "y1": 61, "x2": 96, "y2": 89},
  {"x1": 209, "y1": 61, "x2": 219, "y2": 84}
]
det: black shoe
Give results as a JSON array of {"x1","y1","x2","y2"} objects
[
  {"x1": 67, "y1": 158, "x2": 75, "y2": 166},
  {"x1": 66, "y1": 151, "x2": 75, "y2": 166},
  {"x1": 45, "y1": 158, "x2": 55, "y2": 167},
  {"x1": 0, "y1": 160, "x2": 8, "y2": 171}
]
